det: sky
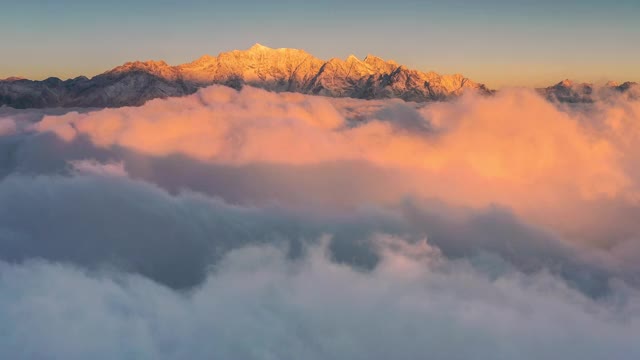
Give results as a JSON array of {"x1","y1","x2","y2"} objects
[{"x1": 1, "y1": 0, "x2": 639, "y2": 88}]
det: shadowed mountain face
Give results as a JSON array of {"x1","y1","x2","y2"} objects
[{"x1": 0, "y1": 44, "x2": 492, "y2": 109}]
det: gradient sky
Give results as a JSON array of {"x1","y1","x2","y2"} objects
[{"x1": 1, "y1": 0, "x2": 638, "y2": 88}]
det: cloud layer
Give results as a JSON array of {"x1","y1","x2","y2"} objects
[
  {"x1": 27, "y1": 86, "x2": 640, "y2": 243},
  {"x1": 2, "y1": 242, "x2": 639, "y2": 360},
  {"x1": 1, "y1": 85, "x2": 640, "y2": 358}
]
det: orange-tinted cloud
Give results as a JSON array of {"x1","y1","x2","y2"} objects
[{"x1": 32, "y1": 85, "x2": 640, "y2": 246}]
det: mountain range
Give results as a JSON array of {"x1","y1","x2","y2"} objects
[
  {"x1": 0, "y1": 44, "x2": 637, "y2": 109},
  {"x1": 0, "y1": 44, "x2": 491, "y2": 108}
]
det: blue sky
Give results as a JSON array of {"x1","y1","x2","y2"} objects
[{"x1": 1, "y1": 0, "x2": 639, "y2": 87}]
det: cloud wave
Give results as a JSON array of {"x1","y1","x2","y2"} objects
[{"x1": 1, "y1": 85, "x2": 640, "y2": 357}]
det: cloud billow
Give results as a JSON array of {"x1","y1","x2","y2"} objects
[{"x1": 1, "y1": 85, "x2": 640, "y2": 358}]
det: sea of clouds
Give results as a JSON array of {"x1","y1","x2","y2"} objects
[{"x1": 1, "y1": 85, "x2": 639, "y2": 359}]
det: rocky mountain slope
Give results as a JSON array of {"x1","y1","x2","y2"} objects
[{"x1": 0, "y1": 44, "x2": 491, "y2": 109}]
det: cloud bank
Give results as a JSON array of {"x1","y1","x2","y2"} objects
[
  {"x1": 2, "y1": 241, "x2": 639, "y2": 360},
  {"x1": 1, "y1": 85, "x2": 640, "y2": 358}
]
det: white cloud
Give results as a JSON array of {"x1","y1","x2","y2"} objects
[{"x1": 0, "y1": 241, "x2": 638, "y2": 359}]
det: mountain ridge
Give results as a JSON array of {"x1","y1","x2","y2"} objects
[
  {"x1": 0, "y1": 44, "x2": 491, "y2": 109},
  {"x1": 538, "y1": 79, "x2": 639, "y2": 103}
]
